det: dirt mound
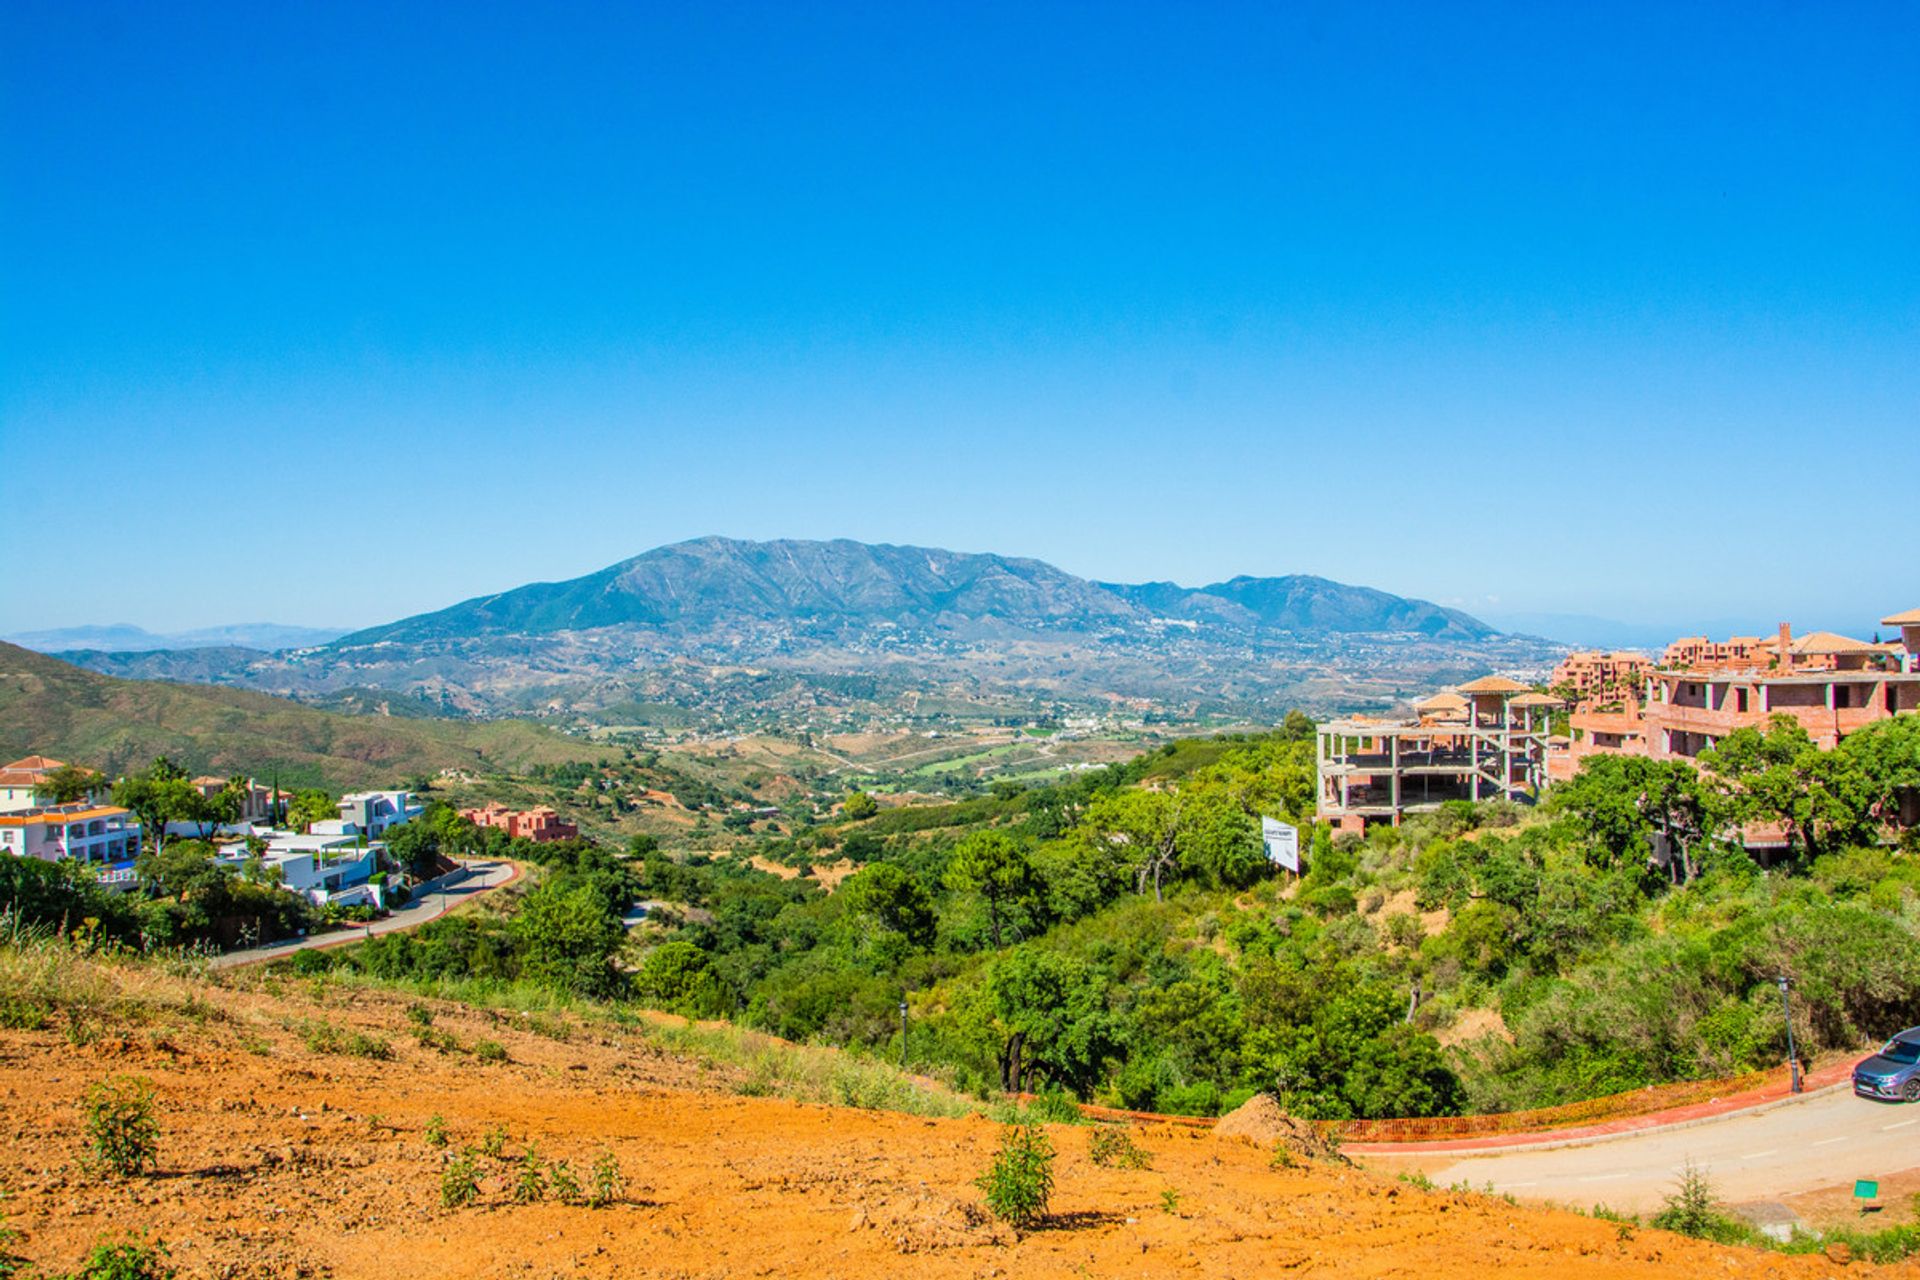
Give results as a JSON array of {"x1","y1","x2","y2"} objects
[{"x1": 1214, "y1": 1093, "x2": 1349, "y2": 1163}]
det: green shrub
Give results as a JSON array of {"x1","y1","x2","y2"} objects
[
  {"x1": 0, "y1": 996, "x2": 50, "y2": 1031},
  {"x1": 71, "y1": 1236, "x2": 175, "y2": 1280},
  {"x1": 473, "y1": 1039, "x2": 508, "y2": 1063},
  {"x1": 513, "y1": 1145, "x2": 547, "y2": 1203},
  {"x1": 424, "y1": 1115, "x2": 448, "y2": 1149},
  {"x1": 440, "y1": 1148, "x2": 480, "y2": 1208},
  {"x1": 548, "y1": 1159, "x2": 582, "y2": 1205},
  {"x1": 1086, "y1": 1127, "x2": 1151, "y2": 1170},
  {"x1": 1650, "y1": 1163, "x2": 1746, "y2": 1244},
  {"x1": 974, "y1": 1123, "x2": 1054, "y2": 1228},
  {"x1": 588, "y1": 1151, "x2": 622, "y2": 1208},
  {"x1": 405, "y1": 1002, "x2": 435, "y2": 1027},
  {"x1": 82, "y1": 1076, "x2": 160, "y2": 1178}
]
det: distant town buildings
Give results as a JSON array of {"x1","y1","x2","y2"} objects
[
  {"x1": 1549, "y1": 650, "x2": 1652, "y2": 706},
  {"x1": 459, "y1": 802, "x2": 578, "y2": 843}
]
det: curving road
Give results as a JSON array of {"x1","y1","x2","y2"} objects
[
  {"x1": 208, "y1": 858, "x2": 517, "y2": 970},
  {"x1": 1374, "y1": 1086, "x2": 1919, "y2": 1213}
]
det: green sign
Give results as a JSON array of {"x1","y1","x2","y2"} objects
[{"x1": 1854, "y1": 1180, "x2": 1879, "y2": 1200}]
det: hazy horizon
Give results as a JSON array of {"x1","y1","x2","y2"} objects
[{"x1": 5, "y1": 3, "x2": 1915, "y2": 635}]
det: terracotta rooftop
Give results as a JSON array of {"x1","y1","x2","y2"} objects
[
  {"x1": 1455, "y1": 675, "x2": 1531, "y2": 695},
  {"x1": 1791, "y1": 631, "x2": 1876, "y2": 656},
  {"x1": 1413, "y1": 692, "x2": 1468, "y2": 710},
  {"x1": 1509, "y1": 692, "x2": 1564, "y2": 708},
  {"x1": 0, "y1": 756, "x2": 67, "y2": 774},
  {"x1": 1882, "y1": 607, "x2": 1920, "y2": 626}
]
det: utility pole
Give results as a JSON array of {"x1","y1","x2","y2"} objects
[{"x1": 1777, "y1": 975, "x2": 1801, "y2": 1093}]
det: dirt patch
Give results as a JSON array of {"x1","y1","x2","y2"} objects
[
  {"x1": 806, "y1": 857, "x2": 859, "y2": 892},
  {"x1": 1213, "y1": 1094, "x2": 1350, "y2": 1164},
  {"x1": 1436, "y1": 1005, "x2": 1514, "y2": 1049},
  {"x1": 747, "y1": 855, "x2": 801, "y2": 880},
  {"x1": 0, "y1": 967, "x2": 1862, "y2": 1280}
]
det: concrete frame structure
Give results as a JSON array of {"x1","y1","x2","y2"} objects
[{"x1": 1315, "y1": 677, "x2": 1559, "y2": 830}]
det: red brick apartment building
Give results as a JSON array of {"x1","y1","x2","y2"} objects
[
  {"x1": 459, "y1": 803, "x2": 579, "y2": 843},
  {"x1": 1550, "y1": 650, "x2": 1653, "y2": 706},
  {"x1": 1561, "y1": 611, "x2": 1920, "y2": 776}
]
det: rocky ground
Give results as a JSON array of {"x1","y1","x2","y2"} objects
[{"x1": 0, "y1": 956, "x2": 1899, "y2": 1279}]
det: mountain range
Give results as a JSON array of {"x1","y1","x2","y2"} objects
[
  {"x1": 46, "y1": 537, "x2": 1558, "y2": 722},
  {"x1": 6, "y1": 622, "x2": 347, "y2": 653}
]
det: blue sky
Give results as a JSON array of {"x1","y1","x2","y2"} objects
[{"x1": 4, "y1": 1, "x2": 1916, "y2": 638}]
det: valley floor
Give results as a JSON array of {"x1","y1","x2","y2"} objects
[{"x1": 1, "y1": 970, "x2": 1886, "y2": 1279}]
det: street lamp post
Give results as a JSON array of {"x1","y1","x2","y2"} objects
[
  {"x1": 899, "y1": 999, "x2": 909, "y2": 1071},
  {"x1": 1777, "y1": 975, "x2": 1801, "y2": 1093}
]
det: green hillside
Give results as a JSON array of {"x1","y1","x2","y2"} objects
[{"x1": 0, "y1": 642, "x2": 609, "y2": 789}]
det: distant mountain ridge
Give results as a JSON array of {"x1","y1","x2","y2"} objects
[
  {"x1": 42, "y1": 537, "x2": 1549, "y2": 720},
  {"x1": 340, "y1": 536, "x2": 1491, "y2": 645},
  {"x1": 7, "y1": 622, "x2": 346, "y2": 653}
]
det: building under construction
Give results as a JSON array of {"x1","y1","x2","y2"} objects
[{"x1": 1314, "y1": 676, "x2": 1559, "y2": 831}]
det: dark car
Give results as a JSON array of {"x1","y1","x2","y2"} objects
[{"x1": 1853, "y1": 1028, "x2": 1920, "y2": 1102}]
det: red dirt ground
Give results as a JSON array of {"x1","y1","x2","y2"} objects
[{"x1": 1, "y1": 969, "x2": 1905, "y2": 1279}]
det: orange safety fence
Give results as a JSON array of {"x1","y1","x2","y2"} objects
[{"x1": 1021, "y1": 1060, "x2": 1826, "y2": 1144}]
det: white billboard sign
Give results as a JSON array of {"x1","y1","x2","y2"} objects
[{"x1": 1262, "y1": 816, "x2": 1299, "y2": 872}]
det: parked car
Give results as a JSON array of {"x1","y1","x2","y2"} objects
[{"x1": 1852, "y1": 1028, "x2": 1920, "y2": 1102}]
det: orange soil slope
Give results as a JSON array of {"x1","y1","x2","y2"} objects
[{"x1": 0, "y1": 978, "x2": 1894, "y2": 1280}]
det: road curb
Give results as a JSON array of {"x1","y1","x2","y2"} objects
[{"x1": 1348, "y1": 1081, "x2": 1854, "y2": 1158}]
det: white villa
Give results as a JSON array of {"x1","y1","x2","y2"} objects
[{"x1": 0, "y1": 803, "x2": 143, "y2": 871}]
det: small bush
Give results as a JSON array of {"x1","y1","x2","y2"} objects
[
  {"x1": 1159, "y1": 1188, "x2": 1182, "y2": 1215},
  {"x1": 406, "y1": 1002, "x2": 434, "y2": 1028},
  {"x1": 441, "y1": 1148, "x2": 480, "y2": 1209},
  {"x1": 1087, "y1": 1127, "x2": 1151, "y2": 1170},
  {"x1": 1650, "y1": 1162, "x2": 1746, "y2": 1243},
  {"x1": 296, "y1": 1019, "x2": 389, "y2": 1058},
  {"x1": 974, "y1": 1122, "x2": 1054, "y2": 1229},
  {"x1": 82, "y1": 1076, "x2": 160, "y2": 1178},
  {"x1": 0, "y1": 996, "x2": 50, "y2": 1031},
  {"x1": 424, "y1": 1115, "x2": 448, "y2": 1149},
  {"x1": 473, "y1": 1039, "x2": 508, "y2": 1063},
  {"x1": 513, "y1": 1146, "x2": 547, "y2": 1204},
  {"x1": 479, "y1": 1124, "x2": 509, "y2": 1159},
  {"x1": 548, "y1": 1159, "x2": 582, "y2": 1205},
  {"x1": 72, "y1": 1236, "x2": 175, "y2": 1280},
  {"x1": 588, "y1": 1152, "x2": 622, "y2": 1208}
]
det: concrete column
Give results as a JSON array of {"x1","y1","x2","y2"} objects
[{"x1": 1390, "y1": 733, "x2": 1400, "y2": 818}]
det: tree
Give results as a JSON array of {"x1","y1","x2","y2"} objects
[
  {"x1": 286, "y1": 790, "x2": 335, "y2": 834},
  {"x1": 1833, "y1": 714, "x2": 1920, "y2": 833},
  {"x1": 841, "y1": 791, "x2": 879, "y2": 821},
  {"x1": 111, "y1": 759, "x2": 200, "y2": 857},
  {"x1": 511, "y1": 878, "x2": 625, "y2": 995},
  {"x1": 838, "y1": 862, "x2": 936, "y2": 954},
  {"x1": 1702, "y1": 716, "x2": 1864, "y2": 862},
  {"x1": 1082, "y1": 790, "x2": 1183, "y2": 901},
  {"x1": 944, "y1": 831, "x2": 1040, "y2": 949},
  {"x1": 39, "y1": 763, "x2": 104, "y2": 804},
  {"x1": 982, "y1": 946, "x2": 1117, "y2": 1094},
  {"x1": 633, "y1": 941, "x2": 733, "y2": 1015},
  {"x1": 1550, "y1": 754, "x2": 1721, "y2": 883}
]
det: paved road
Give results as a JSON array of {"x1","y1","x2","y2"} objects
[
  {"x1": 208, "y1": 859, "x2": 517, "y2": 970},
  {"x1": 1386, "y1": 1086, "x2": 1918, "y2": 1212}
]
